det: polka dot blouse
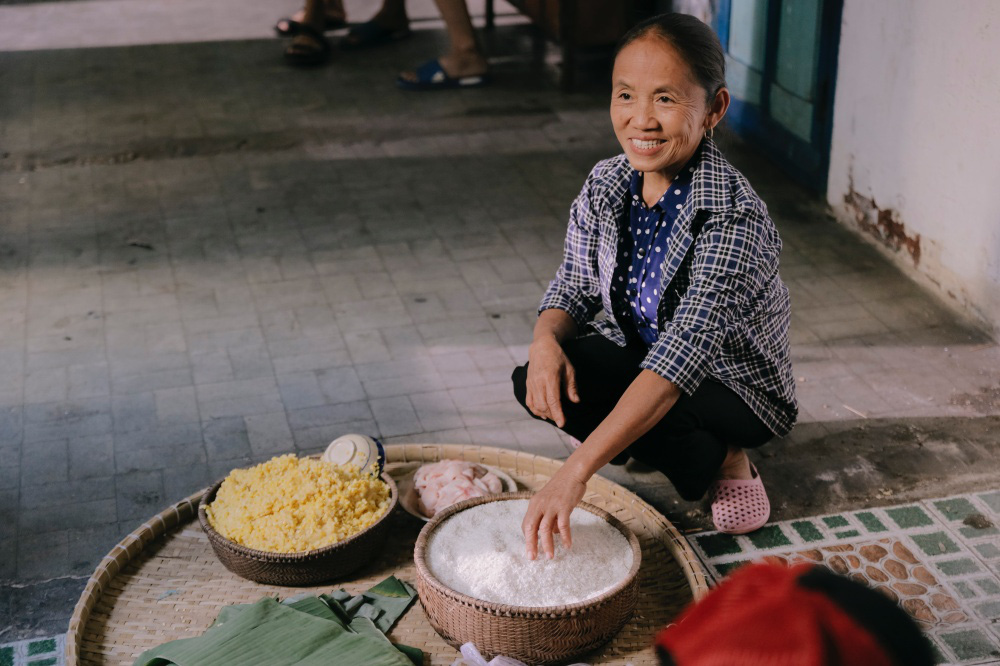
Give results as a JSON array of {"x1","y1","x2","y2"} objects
[{"x1": 611, "y1": 164, "x2": 694, "y2": 345}]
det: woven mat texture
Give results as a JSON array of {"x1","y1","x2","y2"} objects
[{"x1": 69, "y1": 445, "x2": 708, "y2": 665}]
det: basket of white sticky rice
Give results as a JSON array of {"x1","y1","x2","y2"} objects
[{"x1": 413, "y1": 492, "x2": 641, "y2": 664}]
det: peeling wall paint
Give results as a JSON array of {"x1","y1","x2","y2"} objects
[
  {"x1": 843, "y1": 176, "x2": 921, "y2": 266},
  {"x1": 827, "y1": 0, "x2": 1000, "y2": 336}
]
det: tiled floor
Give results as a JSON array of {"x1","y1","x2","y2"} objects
[
  {"x1": 7, "y1": 491, "x2": 998, "y2": 664},
  {"x1": 3, "y1": 0, "x2": 1000, "y2": 651},
  {"x1": 0, "y1": 635, "x2": 63, "y2": 666},
  {"x1": 690, "y1": 491, "x2": 1000, "y2": 665}
]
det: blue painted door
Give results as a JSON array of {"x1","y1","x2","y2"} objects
[{"x1": 714, "y1": 0, "x2": 843, "y2": 193}]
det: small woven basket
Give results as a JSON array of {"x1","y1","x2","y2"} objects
[
  {"x1": 414, "y1": 491, "x2": 641, "y2": 665},
  {"x1": 198, "y1": 472, "x2": 398, "y2": 586}
]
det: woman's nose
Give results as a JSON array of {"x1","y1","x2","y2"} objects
[{"x1": 631, "y1": 99, "x2": 657, "y2": 128}]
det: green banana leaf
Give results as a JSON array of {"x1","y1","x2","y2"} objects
[{"x1": 133, "y1": 577, "x2": 421, "y2": 666}]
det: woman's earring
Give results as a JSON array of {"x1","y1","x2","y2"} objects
[{"x1": 705, "y1": 126, "x2": 715, "y2": 140}]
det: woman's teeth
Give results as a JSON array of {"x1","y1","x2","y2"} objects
[{"x1": 631, "y1": 139, "x2": 663, "y2": 150}]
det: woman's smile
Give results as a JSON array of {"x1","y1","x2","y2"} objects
[{"x1": 630, "y1": 138, "x2": 667, "y2": 154}]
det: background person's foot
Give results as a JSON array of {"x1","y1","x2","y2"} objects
[
  {"x1": 340, "y1": 14, "x2": 409, "y2": 49},
  {"x1": 275, "y1": 9, "x2": 347, "y2": 36},
  {"x1": 396, "y1": 59, "x2": 490, "y2": 90},
  {"x1": 398, "y1": 51, "x2": 487, "y2": 84},
  {"x1": 397, "y1": 52, "x2": 488, "y2": 88},
  {"x1": 438, "y1": 52, "x2": 488, "y2": 79},
  {"x1": 284, "y1": 25, "x2": 330, "y2": 66}
]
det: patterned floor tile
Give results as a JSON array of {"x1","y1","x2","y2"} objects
[
  {"x1": 760, "y1": 539, "x2": 969, "y2": 629},
  {"x1": 0, "y1": 635, "x2": 65, "y2": 666},
  {"x1": 690, "y1": 491, "x2": 1000, "y2": 665}
]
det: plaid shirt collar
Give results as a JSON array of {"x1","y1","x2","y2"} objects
[
  {"x1": 594, "y1": 138, "x2": 732, "y2": 219},
  {"x1": 628, "y1": 149, "x2": 699, "y2": 211}
]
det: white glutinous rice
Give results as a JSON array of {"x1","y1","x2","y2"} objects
[{"x1": 426, "y1": 499, "x2": 633, "y2": 607}]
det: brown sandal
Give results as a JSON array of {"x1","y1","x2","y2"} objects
[{"x1": 283, "y1": 24, "x2": 330, "y2": 67}]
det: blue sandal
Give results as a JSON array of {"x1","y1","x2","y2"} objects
[
  {"x1": 396, "y1": 59, "x2": 491, "y2": 91},
  {"x1": 340, "y1": 20, "x2": 411, "y2": 51}
]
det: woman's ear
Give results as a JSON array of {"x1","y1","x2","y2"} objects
[{"x1": 705, "y1": 87, "x2": 731, "y2": 133}]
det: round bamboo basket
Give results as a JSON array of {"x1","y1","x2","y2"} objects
[
  {"x1": 66, "y1": 444, "x2": 709, "y2": 665},
  {"x1": 415, "y1": 492, "x2": 642, "y2": 664},
  {"x1": 198, "y1": 472, "x2": 397, "y2": 586}
]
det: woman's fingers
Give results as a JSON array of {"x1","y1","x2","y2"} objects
[
  {"x1": 557, "y1": 510, "x2": 573, "y2": 549},
  {"x1": 538, "y1": 515, "x2": 556, "y2": 559},
  {"x1": 525, "y1": 342, "x2": 578, "y2": 424},
  {"x1": 524, "y1": 382, "x2": 537, "y2": 415},
  {"x1": 526, "y1": 372, "x2": 563, "y2": 423},
  {"x1": 526, "y1": 379, "x2": 550, "y2": 421},
  {"x1": 564, "y1": 363, "x2": 580, "y2": 403},
  {"x1": 524, "y1": 373, "x2": 541, "y2": 416},
  {"x1": 534, "y1": 510, "x2": 572, "y2": 559},
  {"x1": 521, "y1": 507, "x2": 541, "y2": 560},
  {"x1": 545, "y1": 382, "x2": 565, "y2": 427},
  {"x1": 522, "y1": 502, "x2": 560, "y2": 560},
  {"x1": 523, "y1": 473, "x2": 586, "y2": 560}
]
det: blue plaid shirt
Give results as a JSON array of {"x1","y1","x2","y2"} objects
[{"x1": 539, "y1": 139, "x2": 797, "y2": 436}]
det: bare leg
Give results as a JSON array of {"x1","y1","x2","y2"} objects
[
  {"x1": 717, "y1": 445, "x2": 753, "y2": 481},
  {"x1": 300, "y1": 0, "x2": 324, "y2": 27},
  {"x1": 370, "y1": 0, "x2": 408, "y2": 29},
  {"x1": 340, "y1": 0, "x2": 410, "y2": 48},
  {"x1": 399, "y1": 0, "x2": 488, "y2": 81},
  {"x1": 435, "y1": 0, "x2": 488, "y2": 76},
  {"x1": 282, "y1": 0, "x2": 345, "y2": 29},
  {"x1": 285, "y1": 0, "x2": 338, "y2": 58}
]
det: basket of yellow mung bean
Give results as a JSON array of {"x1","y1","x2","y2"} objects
[{"x1": 198, "y1": 454, "x2": 398, "y2": 586}]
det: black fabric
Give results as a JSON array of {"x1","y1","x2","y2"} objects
[
  {"x1": 655, "y1": 645, "x2": 677, "y2": 666},
  {"x1": 511, "y1": 333, "x2": 773, "y2": 500},
  {"x1": 797, "y1": 567, "x2": 935, "y2": 666}
]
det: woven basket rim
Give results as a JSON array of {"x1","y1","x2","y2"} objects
[
  {"x1": 197, "y1": 470, "x2": 398, "y2": 561},
  {"x1": 66, "y1": 444, "x2": 709, "y2": 666},
  {"x1": 414, "y1": 491, "x2": 642, "y2": 617}
]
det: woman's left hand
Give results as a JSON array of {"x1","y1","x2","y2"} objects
[{"x1": 521, "y1": 466, "x2": 587, "y2": 560}]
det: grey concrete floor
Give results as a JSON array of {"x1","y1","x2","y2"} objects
[{"x1": 2, "y1": 0, "x2": 999, "y2": 644}]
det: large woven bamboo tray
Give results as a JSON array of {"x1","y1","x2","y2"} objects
[{"x1": 67, "y1": 444, "x2": 710, "y2": 665}]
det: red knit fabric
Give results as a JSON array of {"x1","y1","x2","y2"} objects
[{"x1": 656, "y1": 563, "x2": 894, "y2": 666}]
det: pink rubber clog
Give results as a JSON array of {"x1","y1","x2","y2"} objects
[{"x1": 709, "y1": 464, "x2": 771, "y2": 534}]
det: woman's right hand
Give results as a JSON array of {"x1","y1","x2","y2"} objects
[{"x1": 525, "y1": 336, "x2": 580, "y2": 427}]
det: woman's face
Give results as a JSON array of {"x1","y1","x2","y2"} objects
[{"x1": 611, "y1": 34, "x2": 727, "y2": 181}]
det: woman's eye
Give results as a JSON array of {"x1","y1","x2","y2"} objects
[
  {"x1": 657, "y1": 95, "x2": 672, "y2": 103},
  {"x1": 618, "y1": 92, "x2": 631, "y2": 101}
]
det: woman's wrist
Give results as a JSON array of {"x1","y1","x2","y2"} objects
[
  {"x1": 532, "y1": 309, "x2": 578, "y2": 347},
  {"x1": 561, "y1": 444, "x2": 605, "y2": 484},
  {"x1": 530, "y1": 332, "x2": 560, "y2": 346},
  {"x1": 528, "y1": 334, "x2": 562, "y2": 361}
]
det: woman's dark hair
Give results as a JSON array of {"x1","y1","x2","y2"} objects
[{"x1": 615, "y1": 13, "x2": 727, "y2": 103}]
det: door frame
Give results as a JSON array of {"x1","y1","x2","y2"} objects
[{"x1": 713, "y1": 0, "x2": 844, "y2": 194}]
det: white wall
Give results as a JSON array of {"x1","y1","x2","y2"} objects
[{"x1": 827, "y1": 0, "x2": 1000, "y2": 334}]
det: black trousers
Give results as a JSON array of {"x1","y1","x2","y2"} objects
[{"x1": 511, "y1": 334, "x2": 773, "y2": 501}]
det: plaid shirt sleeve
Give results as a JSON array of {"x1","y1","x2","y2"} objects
[
  {"x1": 538, "y1": 167, "x2": 604, "y2": 327},
  {"x1": 640, "y1": 202, "x2": 777, "y2": 395}
]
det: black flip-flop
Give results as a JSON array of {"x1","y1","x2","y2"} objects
[
  {"x1": 283, "y1": 24, "x2": 330, "y2": 67},
  {"x1": 274, "y1": 15, "x2": 347, "y2": 37},
  {"x1": 340, "y1": 19, "x2": 411, "y2": 51}
]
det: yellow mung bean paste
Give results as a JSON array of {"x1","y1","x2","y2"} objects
[{"x1": 205, "y1": 454, "x2": 390, "y2": 553}]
